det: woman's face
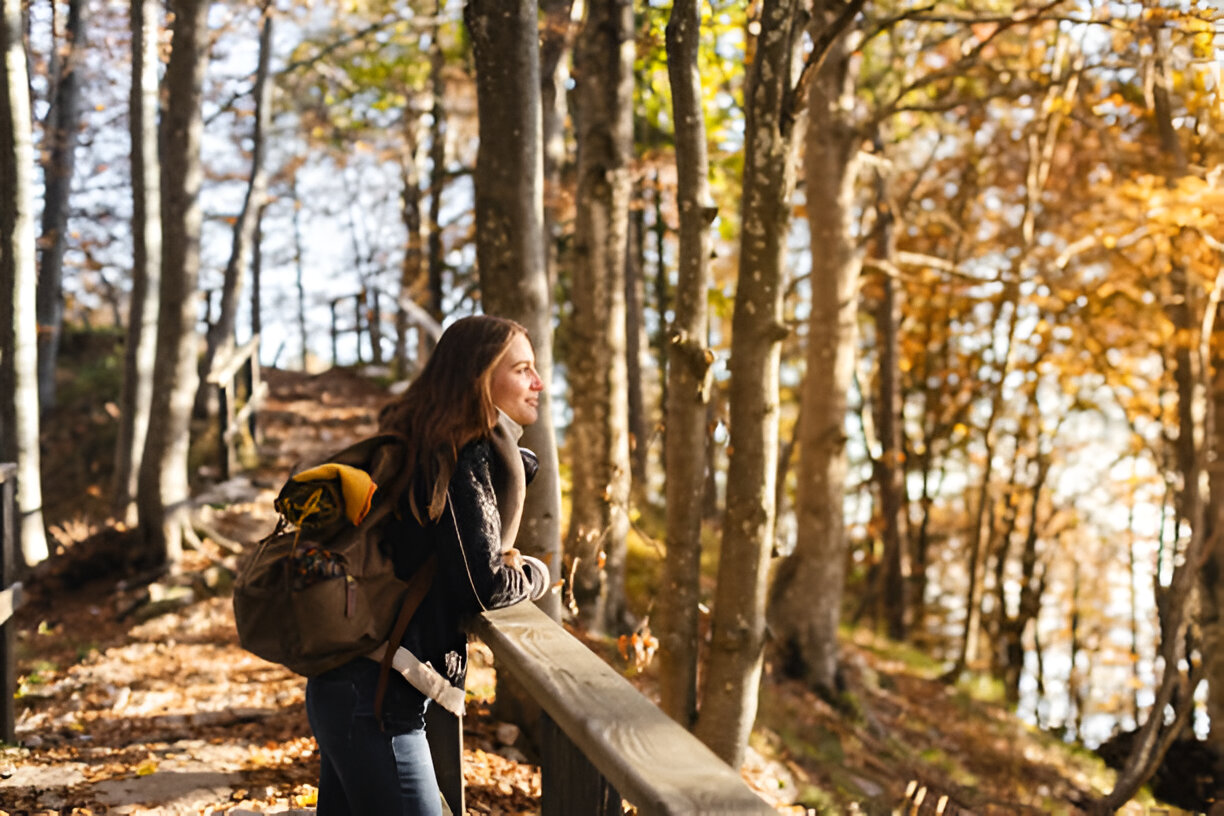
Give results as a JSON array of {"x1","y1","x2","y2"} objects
[{"x1": 490, "y1": 332, "x2": 544, "y2": 426}]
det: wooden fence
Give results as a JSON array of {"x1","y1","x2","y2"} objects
[
  {"x1": 427, "y1": 602, "x2": 775, "y2": 816},
  {"x1": 207, "y1": 335, "x2": 267, "y2": 481},
  {"x1": 0, "y1": 463, "x2": 24, "y2": 744}
]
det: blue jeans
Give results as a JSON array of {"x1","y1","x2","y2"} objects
[{"x1": 306, "y1": 659, "x2": 443, "y2": 816}]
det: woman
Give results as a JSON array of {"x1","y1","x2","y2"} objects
[{"x1": 305, "y1": 315, "x2": 551, "y2": 815}]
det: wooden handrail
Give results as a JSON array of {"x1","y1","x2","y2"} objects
[
  {"x1": 451, "y1": 603, "x2": 774, "y2": 816},
  {"x1": 207, "y1": 335, "x2": 265, "y2": 481},
  {"x1": 207, "y1": 334, "x2": 261, "y2": 385}
]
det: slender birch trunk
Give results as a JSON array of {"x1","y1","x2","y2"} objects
[
  {"x1": 113, "y1": 0, "x2": 163, "y2": 525},
  {"x1": 0, "y1": 0, "x2": 48, "y2": 567}
]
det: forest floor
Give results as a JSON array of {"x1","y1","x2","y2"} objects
[{"x1": 0, "y1": 347, "x2": 1198, "y2": 815}]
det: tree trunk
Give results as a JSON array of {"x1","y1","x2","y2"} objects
[
  {"x1": 1093, "y1": 29, "x2": 1213, "y2": 806},
  {"x1": 566, "y1": 0, "x2": 634, "y2": 635},
  {"x1": 396, "y1": 113, "x2": 426, "y2": 379},
  {"x1": 136, "y1": 0, "x2": 209, "y2": 567},
  {"x1": 35, "y1": 0, "x2": 88, "y2": 414},
  {"x1": 951, "y1": 283, "x2": 1020, "y2": 676},
  {"x1": 694, "y1": 0, "x2": 803, "y2": 767},
  {"x1": 652, "y1": 174, "x2": 671, "y2": 413},
  {"x1": 197, "y1": 6, "x2": 273, "y2": 411},
  {"x1": 764, "y1": 5, "x2": 858, "y2": 702},
  {"x1": 997, "y1": 438, "x2": 1052, "y2": 705},
  {"x1": 656, "y1": 0, "x2": 713, "y2": 729},
  {"x1": 0, "y1": 0, "x2": 48, "y2": 567},
  {"x1": 625, "y1": 201, "x2": 651, "y2": 497},
  {"x1": 1068, "y1": 562, "x2": 1086, "y2": 740},
  {"x1": 539, "y1": 0, "x2": 574, "y2": 297},
  {"x1": 425, "y1": 2, "x2": 447, "y2": 326},
  {"x1": 251, "y1": 207, "x2": 263, "y2": 341},
  {"x1": 113, "y1": 0, "x2": 163, "y2": 526},
  {"x1": 464, "y1": 0, "x2": 563, "y2": 621},
  {"x1": 870, "y1": 135, "x2": 908, "y2": 642},
  {"x1": 1102, "y1": 33, "x2": 1213, "y2": 811},
  {"x1": 290, "y1": 170, "x2": 309, "y2": 370}
]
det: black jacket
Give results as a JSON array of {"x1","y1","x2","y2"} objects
[{"x1": 381, "y1": 437, "x2": 541, "y2": 694}]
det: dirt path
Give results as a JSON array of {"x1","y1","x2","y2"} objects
[{"x1": 0, "y1": 368, "x2": 542, "y2": 815}]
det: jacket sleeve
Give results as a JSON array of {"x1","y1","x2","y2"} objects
[{"x1": 447, "y1": 441, "x2": 534, "y2": 611}]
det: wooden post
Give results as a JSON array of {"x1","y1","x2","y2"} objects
[
  {"x1": 0, "y1": 463, "x2": 18, "y2": 744},
  {"x1": 354, "y1": 293, "x2": 365, "y2": 365},
  {"x1": 426, "y1": 703, "x2": 464, "y2": 814},
  {"x1": 248, "y1": 338, "x2": 263, "y2": 444},
  {"x1": 218, "y1": 381, "x2": 235, "y2": 481},
  {"x1": 541, "y1": 713, "x2": 621, "y2": 816},
  {"x1": 330, "y1": 299, "x2": 339, "y2": 366},
  {"x1": 369, "y1": 288, "x2": 383, "y2": 366}
]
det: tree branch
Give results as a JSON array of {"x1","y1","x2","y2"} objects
[{"x1": 789, "y1": 0, "x2": 869, "y2": 118}]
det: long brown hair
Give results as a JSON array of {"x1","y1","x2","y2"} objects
[{"x1": 378, "y1": 314, "x2": 528, "y2": 520}]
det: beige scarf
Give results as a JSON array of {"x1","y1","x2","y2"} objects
[{"x1": 489, "y1": 409, "x2": 526, "y2": 549}]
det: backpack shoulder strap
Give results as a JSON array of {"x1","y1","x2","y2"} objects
[{"x1": 373, "y1": 553, "x2": 438, "y2": 721}]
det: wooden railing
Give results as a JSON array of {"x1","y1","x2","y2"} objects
[
  {"x1": 207, "y1": 335, "x2": 268, "y2": 481},
  {"x1": 0, "y1": 463, "x2": 24, "y2": 744},
  {"x1": 427, "y1": 602, "x2": 775, "y2": 816}
]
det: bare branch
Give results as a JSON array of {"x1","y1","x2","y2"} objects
[{"x1": 872, "y1": 0, "x2": 1067, "y2": 123}]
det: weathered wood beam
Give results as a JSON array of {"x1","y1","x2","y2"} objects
[
  {"x1": 471, "y1": 602, "x2": 774, "y2": 816},
  {"x1": 0, "y1": 582, "x2": 23, "y2": 626}
]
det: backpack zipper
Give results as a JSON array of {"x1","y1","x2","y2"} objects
[{"x1": 345, "y1": 573, "x2": 357, "y2": 617}]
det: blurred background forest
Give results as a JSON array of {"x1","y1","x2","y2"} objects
[{"x1": 0, "y1": 0, "x2": 1222, "y2": 811}]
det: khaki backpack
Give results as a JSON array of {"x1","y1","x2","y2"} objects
[{"x1": 233, "y1": 434, "x2": 435, "y2": 691}]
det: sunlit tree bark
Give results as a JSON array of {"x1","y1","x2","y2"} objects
[
  {"x1": 113, "y1": 0, "x2": 163, "y2": 526},
  {"x1": 695, "y1": 0, "x2": 804, "y2": 766},
  {"x1": 0, "y1": 0, "x2": 48, "y2": 567},
  {"x1": 539, "y1": 0, "x2": 574, "y2": 295},
  {"x1": 656, "y1": 0, "x2": 714, "y2": 729},
  {"x1": 464, "y1": 0, "x2": 562, "y2": 620},
  {"x1": 137, "y1": 0, "x2": 209, "y2": 567},
  {"x1": 766, "y1": 2, "x2": 860, "y2": 701},
  {"x1": 566, "y1": 0, "x2": 634, "y2": 634},
  {"x1": 35, "y1": 0, "x2": 88, "y2": 414},
  {"x1": 197, "y1": 5, "x2": 273, "y2": 413}
]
